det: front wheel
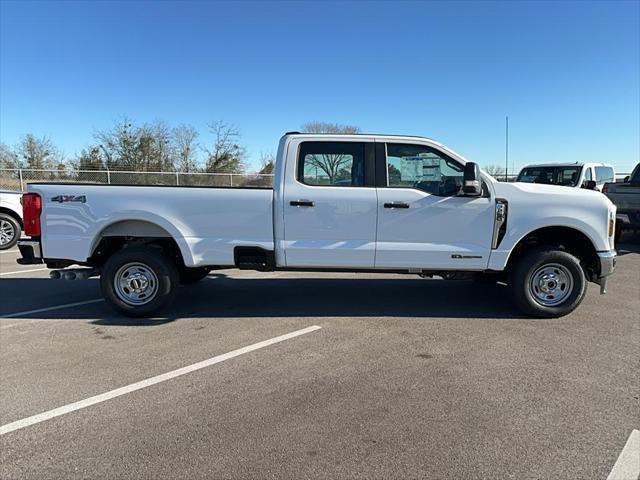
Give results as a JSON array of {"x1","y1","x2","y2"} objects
[
  {"x1": 101, "y1": 246, "x2": 179, "y2": 318},
  {"x1": 511, "y1": 247, "x2": 587, "y2": 318}
]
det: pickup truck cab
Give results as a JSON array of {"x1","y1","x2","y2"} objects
[
  {"x1": 603, "y1": 163, "x2": 640, "y2": 238},
  {"x1": 0, "y1": 189, "x2": 23, "y2": 250},
  {"x1": 17, "y1": 133, "x2": 617, "y2": 318},
  {"x1": 516, "y1": 162, "x2": 615, "y2": 192}
]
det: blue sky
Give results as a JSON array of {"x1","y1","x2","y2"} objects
[{"x1": 1, "y1": 0, "x2": 638, "y2": 173}]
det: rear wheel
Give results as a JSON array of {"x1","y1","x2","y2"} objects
[
  {"x1": 511, "y1": 247, "x2": 586, "y2": 318},
  {"x1": 101, "y1": 246, "x2": 179, "y2": 318},
  {"x1": 0, "y1": 213, "x2": 20, "y2": 250}
]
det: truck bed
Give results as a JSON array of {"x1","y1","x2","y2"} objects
[{"x1": 28, "y1": 183, "x2": 274, "y2": 266}]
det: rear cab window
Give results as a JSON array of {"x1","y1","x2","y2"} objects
[
  {"x1": 297, "y1": 141, "x2": 374, "y2": 187},
  {"x1": 595, "y1": 166, "x2": 615, "y2": 184}
]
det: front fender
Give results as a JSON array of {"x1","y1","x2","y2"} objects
[{"x1": 488, "y1": 219, "x2": 605, "y2": 271}]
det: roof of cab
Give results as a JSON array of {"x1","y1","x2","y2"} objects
[{"x1": 520, "y1": 162, "x2": 614, "y2": 169}]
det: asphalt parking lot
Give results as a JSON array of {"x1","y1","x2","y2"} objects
[{"x1": 1, "y1": 240, "x2": 638, "y2": 480}]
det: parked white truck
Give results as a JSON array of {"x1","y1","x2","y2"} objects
[
  {"x1": 17, "y1": 133, "x2": 617, "y2": 318},
  {"x1": 0, "y1": 189, "x2": 23, "y2": 250}
]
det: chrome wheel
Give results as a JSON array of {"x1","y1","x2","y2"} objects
[
  {"x1": 0, "y1": 219, "x2": 16, "y2": 247},
  {"x1": 114, "y1": 262, "x2": 159, "y2": 306},
  {"x1": 529, "y1": 263, "x2": 574, "y2": 307}
]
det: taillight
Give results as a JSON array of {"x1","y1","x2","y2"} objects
[
  {"x1": 22, "y1": 193, "x2": 42, "y2": 237},
  {"x1": 602, "y1": 184, "x2": 608, "y2": 193}
]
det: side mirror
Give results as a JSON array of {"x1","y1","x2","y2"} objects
[
  {"x1": 582, "y1": 180, "x2": 597, "y2": 190},
  {"x1": 462, "y1": 162, "x2": 482, "y2": 196},
  {"x1": 624, "y1": 176, "x2": 630, "y2": 183}
]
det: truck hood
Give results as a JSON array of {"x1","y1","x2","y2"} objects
[
  {"x1": 489, "y1": 179, "x2": 615, "y2": 252},
  {"x1": 493, "y1": 181, "x2": 614, "y2": 208}
]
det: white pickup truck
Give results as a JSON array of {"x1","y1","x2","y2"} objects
[
  {"x1": 0, "y1": 190, "x2": 23, "y2": 250},
  {"x1": 17, "y1": 133, "x2": 617, "y2": 318}
]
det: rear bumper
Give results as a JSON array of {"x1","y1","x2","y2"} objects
[
  {"x1": 17, "y1": 239, "x2": 43, "y2": 265},
  {"x1": 595, "y1": 250, "x2": 617, "y2": 294}
]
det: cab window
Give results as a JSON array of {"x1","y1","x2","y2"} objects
[
  {"x1": 595, "y1": 166, "x2": 614, "y2": 184},
  {"x1": 298, "y1": 142, "x2": 365, "y2": 187},
  {"x1": 385, "y1": 143, "x2": 463, "y2": 196}
]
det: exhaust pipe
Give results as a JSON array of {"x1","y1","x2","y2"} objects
[
  {"x1": 63, "y1": 271, "x2": 77, "y2": 281},
  {"x1": 49, "y1": 268, "x2": 100, "y2": 281}
]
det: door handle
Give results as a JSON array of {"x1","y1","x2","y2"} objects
[
  {"x1": 290, "y1": 199, "x2": 315, "y2": 207},
  {"x1": 384, "y1": 202, "x2": 410, "y2": 209}
]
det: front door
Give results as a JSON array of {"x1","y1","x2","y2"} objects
[
  {"x1": 375, "y1": 142, "x2": 495, "y2": 270},
  {"x1": 282, "y1": 140, "x2": 378, "y2": 268}
]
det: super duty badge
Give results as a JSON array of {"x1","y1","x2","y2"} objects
[{"x1": 51, "y1": 195, "x2": 86, "y2": 203}]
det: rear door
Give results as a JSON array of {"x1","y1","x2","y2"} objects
[
  {"x1": 282, "y1": 139, "x2": 378, "y2": 268},
  {"x1": 375, "y1": 142, "x2": 495, "y2": 270}
]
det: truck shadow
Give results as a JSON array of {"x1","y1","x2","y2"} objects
[
  {"x1": 0, "y1": 276, "x2": 534, "y2": 325},
  {"x1": 99, "y1": 276, "x2": 528, "y2": 324}
]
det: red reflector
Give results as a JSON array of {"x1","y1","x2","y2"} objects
[{"x1": 22, "y1": 193, "x2": 42, "y2": 237}]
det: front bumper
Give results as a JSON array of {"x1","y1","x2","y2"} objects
[
  {"x1": 17, "y1": 239, "x2": 43, "y2": 265},
  {"x1": 595, "y1": 250, "x2": 617, "y2": 294}
]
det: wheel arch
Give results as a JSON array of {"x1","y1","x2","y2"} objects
[
  {"x1": 504, "y1": 225, "x2": 600, "y2": 280},
  {"x1": 88, "y1": 218, "x2": 193, "y2": 268}
]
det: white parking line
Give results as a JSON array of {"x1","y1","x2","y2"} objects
[
  {"x1": 0, "y1": 249, "x2": 19, "y2": 254},
  {"x1": 0, "y1": 267, "x2": 48, "y2": 276},
  {"x1": 0, "y1": 299, "x2": 104, "y2": 320},
  {"x1": 0, "y1": 325, "x2": 322, "y2": 435},
  {"x1": 607, "y1": 429, "x2": 640, "y2": 480}
]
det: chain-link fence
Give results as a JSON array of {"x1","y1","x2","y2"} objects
[
  {"x1": 0, "y1": 168, "x2": 631, "y2": 192},
  {"x1": 0, "y1": 168, "x2": 274, "y2": 192}
]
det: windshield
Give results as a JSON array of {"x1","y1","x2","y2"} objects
[{"x1": 517, "y1": 166, "x2": 583, "y2": 187}]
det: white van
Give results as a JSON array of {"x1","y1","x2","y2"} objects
[{"x1": 516, "y1": 163, "x2": 615, "y2": 192}]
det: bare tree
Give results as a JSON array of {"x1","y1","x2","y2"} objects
[
  {"x1": 0, "y1": 142, "x2": 18, "y2": 169},
  {"x1": 17, "y1": 134, "x2": 63, "y2": 169},
  {"x1": 95, "y1": 118, "x2": 136, "y2": 170},
  {"x1": 172, "y1": 124, "x2": 199, "y2": 172},
  {"x1": 301, "y1": 121, "x2": 361, "y2": 134},
  {"x1": 299, "y1": 121, "x2": 361, "y2": 184},
  {"x1": 204, "y1": 121, "x2": 246, "y2": 173},
  {"x1": 74, "y1": 146, "x2": 106, "y2": 171},
  {"x1": 258, "y1": 151, "x2": 275, "y2": 174},
  {"x1": 484, "y1": 164, "x2": 507, "y2": 178},
  {"x1": 96, "y1": 118, "x2": 174, "y2": 172}
]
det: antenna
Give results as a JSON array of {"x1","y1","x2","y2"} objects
[{"x1": 505, "y1": 116, "x2": 509, "y2": 182}]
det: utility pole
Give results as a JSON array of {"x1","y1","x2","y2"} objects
[{"x1": 505, "y1": 116, "x2": 509, "y2": 182}]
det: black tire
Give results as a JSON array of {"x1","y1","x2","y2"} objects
[
  {"x1": 510, "y1": 247, "x2": 587, "y2": 318},
  {"x1": 100, "y1": 246, "x2": 179, "y2": 318},
  {"x1": 0, "y1": 212, "x2": 20, "y2": 251},
  {"x1": 179, "y1": 266, "x2": 211, "y2": 284}
]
